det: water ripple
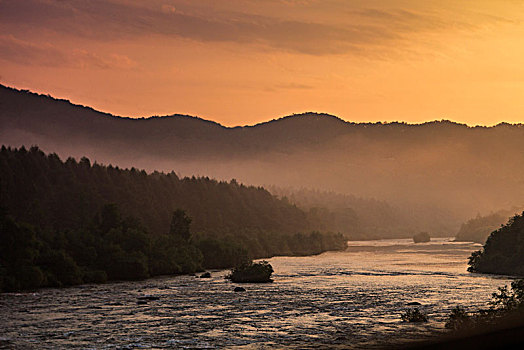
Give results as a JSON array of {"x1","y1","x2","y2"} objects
[{"x1": 0, "y1": 238, "x2": 512, "y2": 349}]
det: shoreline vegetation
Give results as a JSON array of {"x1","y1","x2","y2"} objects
[
  {"x1": 0, "y1": 202, "x2": 345, "y2": 293},
  {"x1": 227, "y1": 260, "x2": 274, "y2": 283},
  {"x1": 403, "y1": 211, "x2": 524, "y2": 349},
  {"x1": 405, "y1": 280, "x2": 524, "y2": 350},
  {"x1": 0, "y1": 146, "x2": 347, "y2": 292},
  {"x1": 468, "y1": 212, "x2": 524, "y2": 276}
]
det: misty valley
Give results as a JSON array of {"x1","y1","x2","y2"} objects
[{"x1": 1, "y1": 86, "x2": 524, "y2": 349}]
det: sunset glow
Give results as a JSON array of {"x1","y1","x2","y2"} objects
[{"x1": 1, "y1": 0, "x2": 524, "y2": 126}]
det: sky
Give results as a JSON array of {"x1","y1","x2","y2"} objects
[{"x1": 1, "y1": 0, "x2": 524, "y2": 127}]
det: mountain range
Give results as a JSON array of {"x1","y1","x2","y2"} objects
[{"x1": 2, "y1": 84, "x2": 524, "y2": 235}]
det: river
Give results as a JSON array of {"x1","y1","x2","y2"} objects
[{"x1": 0, "y1": 238, "x2": 513, "y2": 349}]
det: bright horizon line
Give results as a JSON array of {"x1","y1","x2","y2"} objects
[{"x1": 4, "y1": 82, "x2": 522, "y2": 129}]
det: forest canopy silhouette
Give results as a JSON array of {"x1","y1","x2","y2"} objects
[{"x1": 0, "y1": 146, "x2": 346, "y2": 291}]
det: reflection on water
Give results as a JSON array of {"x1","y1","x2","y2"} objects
[{"x1": 0, "y1": 238, "x2": 512, "y2": 349}]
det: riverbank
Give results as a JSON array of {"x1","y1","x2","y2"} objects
[
  {"x1": 0, "y1": 242, "x2": 348, "y2": 293},
  {"x1": 0, "y1": 239, "x2": 511, "y2": 349}
]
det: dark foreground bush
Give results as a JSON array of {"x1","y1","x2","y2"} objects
[
  {"x1": 490, "y1": 279, "x2": 524, "y2": 311},
  {"x1": 227, "y1": 261, "x2": 274, "y2": 283},
  {"x1": 401, "y1": 308, "x2": 428, "y2": 322},
  {"x1": 445, "y1": 279, "x2": 524, "y2": 331},
  {"x1": 445, "y1": 306, "x2": 473, "y2": 330}
]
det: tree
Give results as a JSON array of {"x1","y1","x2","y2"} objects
[
  {"x1": 99, "y1": 203, "x2": 121, "y2": 235},
  {"x1": 169, "y1": 209, "x2": 192, "y2": 242},
  {"x1": 468, "y1": 212, "x2": 524, "y2": 276},
  {"x1": 490, "y1": 279, "x2": 524, "y2": 311},
  {"x1": 227, "y1": 260, "x2": 274, "y2": 283}
]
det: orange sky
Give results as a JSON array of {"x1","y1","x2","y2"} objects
[{"x1": 1, "y1": 0, "x2": 524, "y2": 127}]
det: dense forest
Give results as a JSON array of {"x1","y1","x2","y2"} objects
[
  {"x1": 0, "y1": 146, "x2": 309, "y2": 237},
  {"x1": 468, "y1": 212, "x2": 524, "y2": 276},
  {"x1": 5, "y1": 84, "x2": 524, "y2": 235},
  {"x1": 0, "y1": 147, "x2": 346, "y2": 291}
]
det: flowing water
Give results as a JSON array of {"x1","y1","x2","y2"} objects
[{"x1": 0, "y1": 238, "x2": 514, "y2": 349}]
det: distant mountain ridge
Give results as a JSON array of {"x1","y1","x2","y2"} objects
[
  {"x1": 0, "y1": 84, "x2": 347, "y2": 154},
  {"x1": 2, "y1": 84, "x2": 524, "y2": 235},
  {"x1": 2, "y1": 83, "x2": 496, "y2": 159},
  {"x1": 2, "y1": 83, "x2": 518, "y2": 148}
]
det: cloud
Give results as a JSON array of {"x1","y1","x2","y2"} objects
[
  {"x1": 161, "y1": 4, "x2": 176, "y2": 14},
  {"x1": 353, "y1": 8, "x2": 476, "y2": 33},
  {"x1": 0, "y1": 35, "x2": 136, "y2": 69},
  {"x1": 0, "y1": 0, "x2": 515, "y2": 56},
  {"x1": 0, "y1": 35, "x2": 69, "y2": 67}
]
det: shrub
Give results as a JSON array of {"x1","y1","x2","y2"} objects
[
  {"x1": 444, "y1": 280, "x2": 524, "y2": 331},
  {"x1": 1, "y1": 265, "x2": 45, "y2": 291},
  {"x1": 490, "y1": 279, "x2": 524, "y2": 311},
  {"x1": 108, "y1": 251, "x2": 150, "y2": 281},
  {"x1": 401, "y1": 308, "x2": 428, "y2": 322},
  {"x1": 227, "y1": 260, "x2": 274, "y2": 283},
  {"x1": 196, "y1": 237, "x2": 250, "y2": 269},
  {"x1": 38, "y1": 250, "x2": 83, "y2": 287},
  {"x1": 82, "y1": 269, "x2": 108, "y2": 284},
  {"x1": 445, "y1": 306, "x2": 471, "y2": 330}
]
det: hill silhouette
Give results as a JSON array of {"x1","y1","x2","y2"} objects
[{"x1": 2, "y1": 84, "x2": 524, "y2": 235}]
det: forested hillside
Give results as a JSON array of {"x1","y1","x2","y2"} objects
[
  {"x1": 468, "y1": 212, "x2": 524, "y2": 276},
  {"x1": 0, "y1": 147, "x2": 347, "y2": 291},
  {"x1": 0, "y1": 146, "x2": 308, "y2": 236},
  {"x1": 5, "y1": 85, "x2": 524, "y2": 234}
]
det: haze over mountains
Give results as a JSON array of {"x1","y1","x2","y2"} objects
[{"x1": 2, "y1": 84, "x2": 524, "y2": 236}]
